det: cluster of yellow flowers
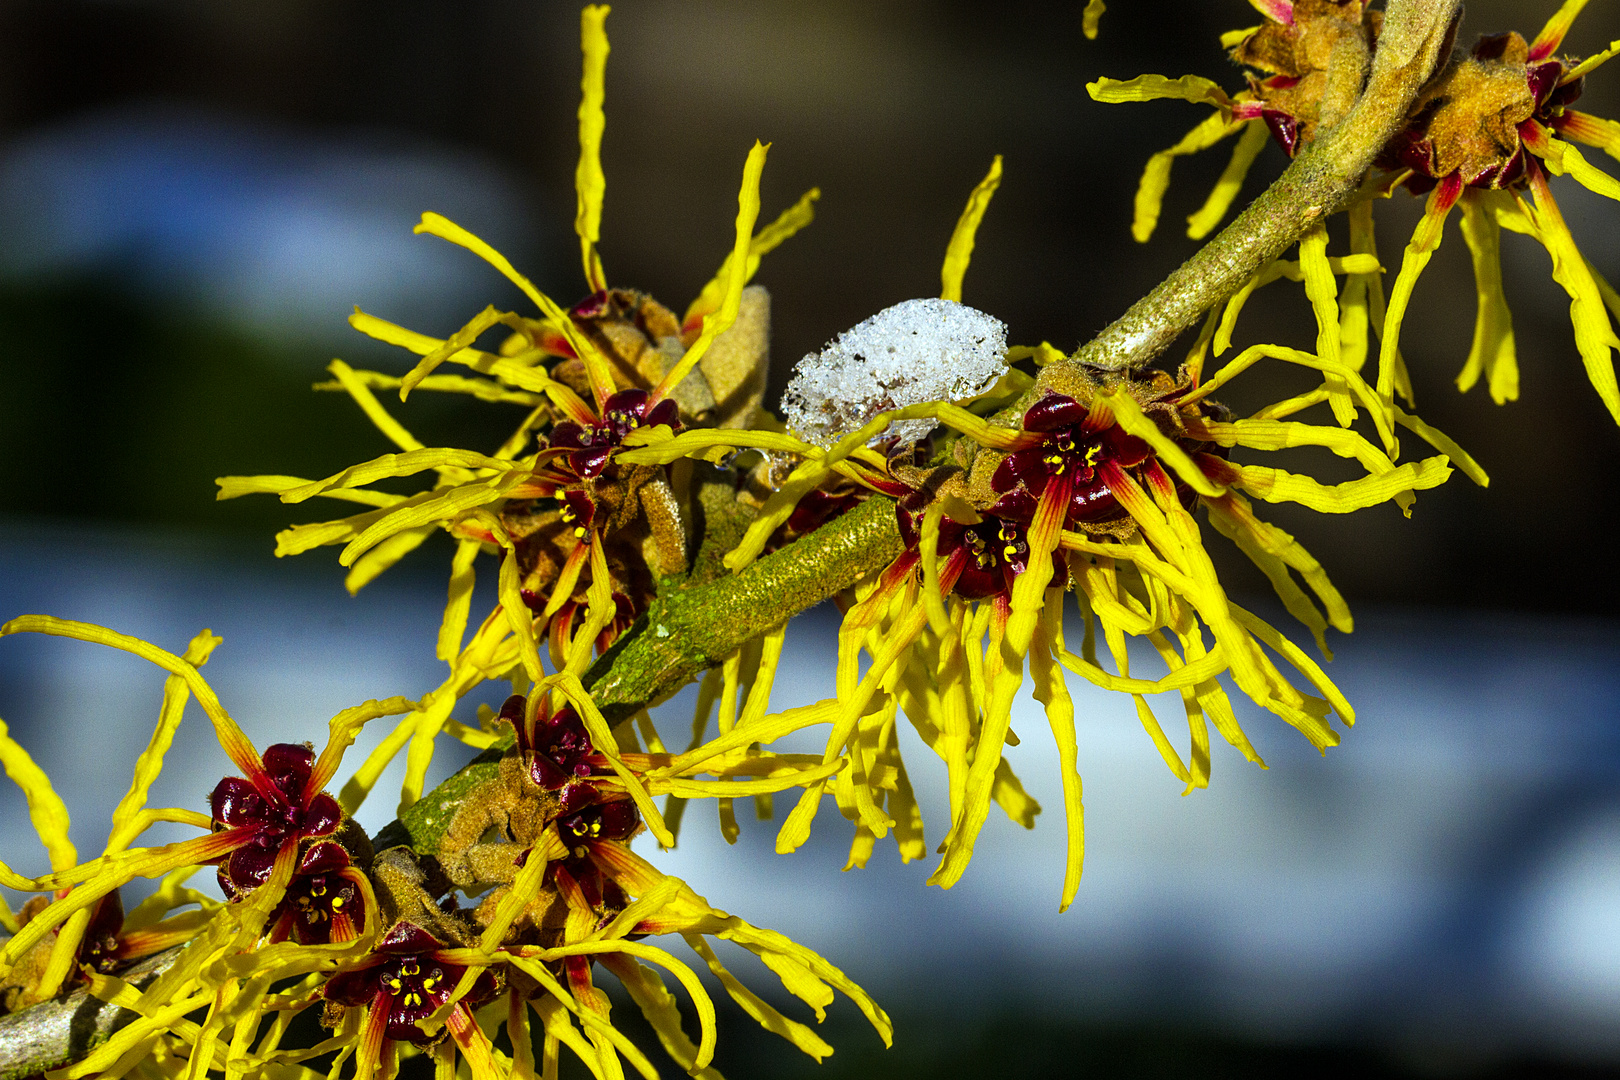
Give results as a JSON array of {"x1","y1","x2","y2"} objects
[{"x1": 2, "y1": 1, "x2": 1615, "y2": 1076}]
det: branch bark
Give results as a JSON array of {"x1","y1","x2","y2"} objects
[{"x1": 0, "y1": 946, "x2": 180, "y2": 1080}]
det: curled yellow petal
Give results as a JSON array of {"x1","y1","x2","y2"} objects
[
  {"x1": 1526, "y1": 165, "x2": 1620, "y2": 423},
  {"x1": 576, "y1": 5, "x2": 611, "y2": 292},
  {"x1": 940, "y1": 155, "x2": 1002, "y2": 303},
  {"x1": 1378, "y1": 177, "x2": 1462, "y2": 407},
  {"x1": 1101, "y1": 389, "x2": 1225, "y2": 497},
  {"x1": 1557, "y1": 110, "x2": 1620, "y2": 161},
  {"x1": 1524, "y1": 122, "x2": 1620, "y2": 203},
  {"x1": 1087, "y1": 73, "x2": 1233, "y2": 108},
  {"x1": 1232, "y1": 456, "x2": 1452, "y2": 513},
  {"x1": 1129, "y1": 111, "x2": 1242, "y2": 243},
  {"x1": 0, "y1": 716, "x2": 76, "y2": 872},
  {"x1": 1187, "y1": 119, "x2": 1269, "y2": 239},
  {"x1": 1455, "y1": 194, "x2": 1519, "y2": 403},
  {"x1": 684, "y1": 187, "x2": 819, "y2": 329},
  {"x1": 414, "y1": 213, "x2": 619, "y2": 408},
  {"x1": 652, "y1": 141, "x2": 767, "y2": 403},
  {"x1": 326, "y1": 359, "x2": 426, "y2": 450}
]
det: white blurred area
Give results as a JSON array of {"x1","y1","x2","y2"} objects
[
  {"x1": 4, "y1": 521, "x2": 1620, "y2": 1062},
  {"x1": 0, "y1": 104, "x2": 542, "y2": 347}
]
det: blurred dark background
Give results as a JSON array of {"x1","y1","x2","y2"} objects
[{"x1": 4, "y1": 2, "x2": 1620, "y2": 1077}]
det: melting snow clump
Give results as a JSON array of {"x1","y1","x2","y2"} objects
[{"x1": 780, "y1": 297, "x2": 1008, "y2": 447}]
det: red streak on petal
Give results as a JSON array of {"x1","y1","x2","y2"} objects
[
  {"x1": 1260, "y1": 0, "x2": 1295, "y2": 26},
  {"x1": 1433, "y1": 171, "x2": 1466, "y2": 213},
  {"x1": 172, "y1": 824, "x2": 262, "y2": 864},
  {"x1": 447, "y1": 1004, "x2": 501, "y2": 1080},
  {"x1": 355, "y1": 992, "x2": 393, "y2": 1080},
  {"x1": 939, "y1": 546, "x2": 969, "y2": 595},
  {"x1": 1528, "y1": 10, "x2": 1575, "y2": 63},
  {"x1": 213, "y1": 727, "x2": 269, "y2": 795}
]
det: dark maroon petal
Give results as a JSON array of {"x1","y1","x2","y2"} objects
[
  {"x1": 594, "y1": 800, "x2": 641, "y2": 841},
  {"x1": 298, "y1": 840, "x2": 351, "y2": 876},
  {"x1": 1547, "y1": 76, "x2": 1583, "y2": 110},
  {"x1": 262, "y1": 744, "x2": 315, "y2": 796},
  {"x1": 555, "y1": 861, "x2": 604, "y2": 910},
  {"x1": 603, "y1": 388, "x2": 650, "y2": 417},
  {"x1": 379, "y1": 922, "x2": 445, "y2": 954},
  {"x1": 463, "y1": 968, "x2": 501, "y2": 1010},
  {"x1": 1103, "y1": 427, "x2": 1152, "y2": 469},
  {"x1": 954, "y1": 562, "x2": 1004, "y2": 602},
  {"x1": 990, "y1": 487, "x2": 1038, "y2": 522},
  {"x1": 934, "y1": 518, "x2": 968, "y2": 559},
  {"x1": 1263, "y1": 110, "x2": 1300, "y2": 156},
  {"x1": 500, "y1": 694, "x2": 528, "y2": 749},
  {"x1": 1380, "y1": 130, "x2": 1438, "y2": 180},
  {"x1": 226, "y1": 844, "x2": 280, "y2": 890},
  {"x1": 561, "y1": 489, "x2": 596, "y2": 532},
  {"x1": 645, "y1": 397, "x2": 680, "y2": 429},
  {"x1": 321, "y1": 964, "x2": 385, "y2": 1007},
  {"x1": 1527, "y1": 61, "x2": 1563, "y2": 106},
  {"x1": 1022, "y1": 393, "x2": 1086, "y2": 434},
  {"x1": 570, "y1": 290, "x2": 611, "y2": 319},
  {"x1": 217, "y1": 867, "x2": 242, "y2": 901},
  {"x1": 573, "y1": 447, "x2": 614, "y2": 477},
  {"x1": 301, "y1": 794, "x2": 343, "y2": 838},
  {"x1": 1068, "y1": 481, "x2": 1126, "y2": 526},
  {"x1": 548, "y1": 422, "x2": 585, "y2": 450},
  {"x1": 1400, "y1": 169, "x2": 1439, "y2": 196},
  {"x1": 1471, "y1": 32, "x2": 1515, "y2": 61},
  {"x1": 210, "y1": 777, "x2": 268, "y2": 827},
  {"x1": 83, "y1": 890, "x2": 124, "y2": 943},
  {"x1": 387, "y1": 1005, "x2": 439, "y2": 1045},
  {"x1": 1475, "y1": 147, "x2": 1525, "y2": 190},
  {"x1": 895, "y1": 504, "x2": 921, "y2": 550},
  {"x1": 528, "y1": 754, "x2": 572, "y2": 790},
  {"x1": 557, "y1": 780, "x2": 597, "y2": 815},
  {"x1": 995, "y1": 449, "x2": 1051, "y2": 497}
]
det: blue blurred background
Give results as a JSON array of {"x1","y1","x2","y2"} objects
[{"x1": 3, "y1": 1, "x2": 1620, "y2": 1075}]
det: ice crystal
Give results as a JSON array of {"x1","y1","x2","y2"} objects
[{"x1": 781, "y1": 298, "x2": 1008, "y2": 447}]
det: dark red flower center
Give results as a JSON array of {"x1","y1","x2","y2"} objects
[
  {"x1": 547, "y1": 389, "x2": 680, "y2": 479},
  {"x1": 260, "y1": 839, "x2": 365, "y2": 945},
  {"x1": 558, "y1": 800, "x2": 641, "y2": 852},
  {"x1": 209, "y1": 742, "x2": 343, "y2": 893},
  {"x1": 77, "y1": 893, "x2": 125, "y2": 975},
  {"x1": 549, "y1": 802, "x2": 640, "y2": 916},
  {"x1": 322, "y1": 923, "x2": 498, "y2": 1047},
  {"x1": 988, "y1": 392, "x2": 1156, "y2": 530},
  {"x1": 897, "y1": 502, "x2": 1064, "y2": 603},
  {"x1": 501, "y1": 695, "x2": 611, "y2": 814}
]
